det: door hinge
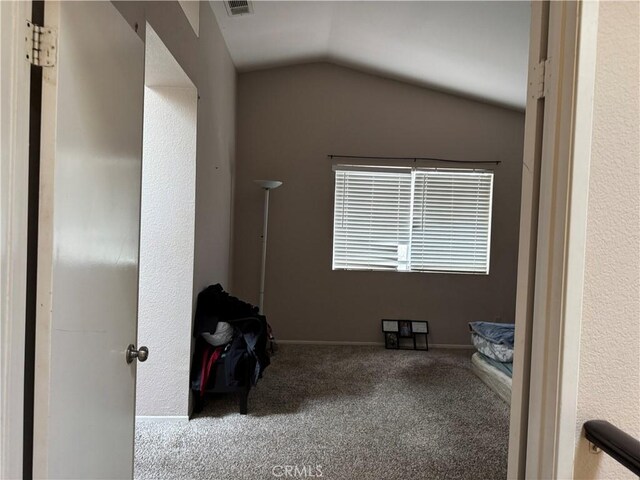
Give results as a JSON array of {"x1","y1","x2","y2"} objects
[
  {"x1": 529, "y1": 59, "x2": 550, "y2": 100},
  {"x1": 25, "y1": 20, "x2": 56, "y2": 67}
]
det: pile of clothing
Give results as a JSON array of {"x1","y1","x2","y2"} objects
[
  {"x1": 468, "y1": 321, "x2": 514, "y2": 378},
  {"x1": 190, "y1": 284, "x2": 271, "y2": 396}
]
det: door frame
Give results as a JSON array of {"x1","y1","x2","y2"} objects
[
  {"x1": 0, "y1": 1, "x2": 600, "y2": 478},
  {"x1": 1, "y1": 1, "x2": 32, "y2": 479},
  {"x1": 508, "y1": 1, "x2": 599, "y2": 478}
]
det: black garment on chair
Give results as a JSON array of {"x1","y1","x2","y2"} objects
[{"x1": 191, "y1": 284, "x2": 270, "y2": 389}]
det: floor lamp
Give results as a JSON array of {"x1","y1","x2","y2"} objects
[{"x1": 254, "y1": 180, "x2": 283, "y2": 314}]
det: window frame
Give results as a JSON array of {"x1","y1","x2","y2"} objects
[{"x1": 331, "y1": 164, "x2": 495, "y2": 275}]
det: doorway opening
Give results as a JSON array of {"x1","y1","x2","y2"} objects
[
  {"x1": 134, "y1": 24, "x2": 197, "y2": 425},
  {"x1": 0, "y1": 2, "x2": 600, "y2": 478},
  {"x1": 136, "y1": 3, "x2": 531, "y2": 479}
]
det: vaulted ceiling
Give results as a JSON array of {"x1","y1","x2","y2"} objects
[{"x1": 209, "y1": 1, "x2": 530, "y2": 110}]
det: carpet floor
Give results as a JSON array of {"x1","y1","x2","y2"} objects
[{"x1": 135, "y1": 345, "x2": 510, "y2": 480}]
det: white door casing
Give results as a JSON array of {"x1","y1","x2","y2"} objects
[
  {"x1": 32, "y1": 2, "x2": 144, "y2": 478},
  {"x1": 508, "y1": 1, "x2": 599, "y2": 478},
  {"x1": 1, "y1": 1, "x2": 32, "y2": 478},
  {"x1": 507, "y1": 2, "x2": 549, "y2": 476}
]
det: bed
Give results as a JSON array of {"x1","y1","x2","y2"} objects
[
  {"x1": 469, "y1": 322, "x2": 514, "y2": 404},
  {"x1": 471, "y1": 352, "x2": 512, "y2": 404}
]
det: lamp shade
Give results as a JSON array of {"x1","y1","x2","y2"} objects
[{"x1": 254, "y1": 180, "x2": 283, "y2": 189}]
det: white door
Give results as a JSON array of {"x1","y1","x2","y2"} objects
[{"x1": 32, "y1": 2, "x2": 145, "y2": 478}]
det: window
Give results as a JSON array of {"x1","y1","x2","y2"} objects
[{"x1": 332, "y1": 165, "x2": 494, "y2": 274}]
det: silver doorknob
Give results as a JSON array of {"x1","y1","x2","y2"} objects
[{"x1": 126, "y1": 344, "x2": 149, "y2": 364}]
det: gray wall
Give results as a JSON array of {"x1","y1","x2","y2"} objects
[
  {"x1": 114, "y1": 1, "x2": 236, "y2": 304},
  {"x1": 233, "y1": 63, "x2": 524, "y2": 346}
]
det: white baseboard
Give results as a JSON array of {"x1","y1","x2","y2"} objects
[
  {"x1": 276, "y1": 339, "x2": 474, "y2": 349},
  {"x1": 135, "y1": 415, "x2": 189, "y2": 423}
]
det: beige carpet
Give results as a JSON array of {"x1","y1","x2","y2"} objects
[{"x1": 135, "y1": 344, "x2": 509, "y2": 480}]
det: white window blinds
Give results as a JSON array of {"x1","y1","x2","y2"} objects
[
  {"x1": 332, "y1": 167, "x2": 412, "y2": 270},
  {"x1": 411, "y1": 169, "x2": 493, "y2": 273},
  {"x1": 332, "y1": 165, "x2": 494, "y2": 274}
]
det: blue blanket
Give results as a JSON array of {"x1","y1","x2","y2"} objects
[{"x1": 469, "y1": 321, "x2": 515, "y2": 348}]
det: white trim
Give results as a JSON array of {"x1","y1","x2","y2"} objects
[
  {"x1": 508, "y1": 2, "x2": 548, "y2": 476},
  {"x1": 507, "y1": 1, "x2": 598, "y2": 478},
  {"x1": 526, "y1": 3, "x2": 583, "y2": 478},
  {"x1": 32, "y1": 2, "x2": 60, "y2": 475},
  {"x1": 135, "y1": 416, "x2": 189, "y2": 423},
  {"x1": 554, "y1": 1, "x2": 598, "y2": 477},
  {"x1": 0, "y1": 2, "x2": 32, "y2": 479},
  {"x1": 276, "y1": 340, "x2": 474, "y2": 350}
]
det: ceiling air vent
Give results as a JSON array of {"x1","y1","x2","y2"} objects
[{"x1": 225, "y1": 0, "x2": 253, "y2": 17}]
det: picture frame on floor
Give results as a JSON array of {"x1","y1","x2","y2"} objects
[
  {"x1": 381, "y1": 319, "x2": 429, "y2": 351},
  {"x1": 382, "y1": 320, "x2": 399, "y2": 332},
  {"x1": 412, "y1": 321, "x2": 428, "y2": 334},
  {"x1": 384, "y1": 332, "x2": 399, "y2": 349},
  {"x1": 399, "y1": 321, "x2": 412, "y2": 337}
]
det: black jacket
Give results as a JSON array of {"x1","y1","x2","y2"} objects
[{"x1": 191, "y1": 285, "x2": 270, "y2": 390}]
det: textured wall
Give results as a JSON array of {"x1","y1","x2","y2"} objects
[
  {"x1": 178, "y1": 1, "x2": 199, "y2": 36},
  {"x1": 233, "y1": 63, "x2": 525, "y2": 345},
  {"x1": 136, "y1": 87, "x2": 197, "y2": 417},
  {"x1": 573, "y1": 2, "x2": 640, "y2": 478},
  {"x1": 114, "y1": 0, "x2": 236, "y2": 314},
  {"x1": 191, "y1": 3, "x2": 237, "y2": 302}
]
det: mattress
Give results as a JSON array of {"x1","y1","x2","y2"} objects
[
  {"x1": 478, "y1": 352, "x2": 513, "y2": 377},
  {"x1": 471, "y1": 352, "x2": 512, "y2": 404}
]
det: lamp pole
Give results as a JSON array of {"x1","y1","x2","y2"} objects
[{"x1": 254, "y1": 180, "x2": 282, "y2": 314}]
